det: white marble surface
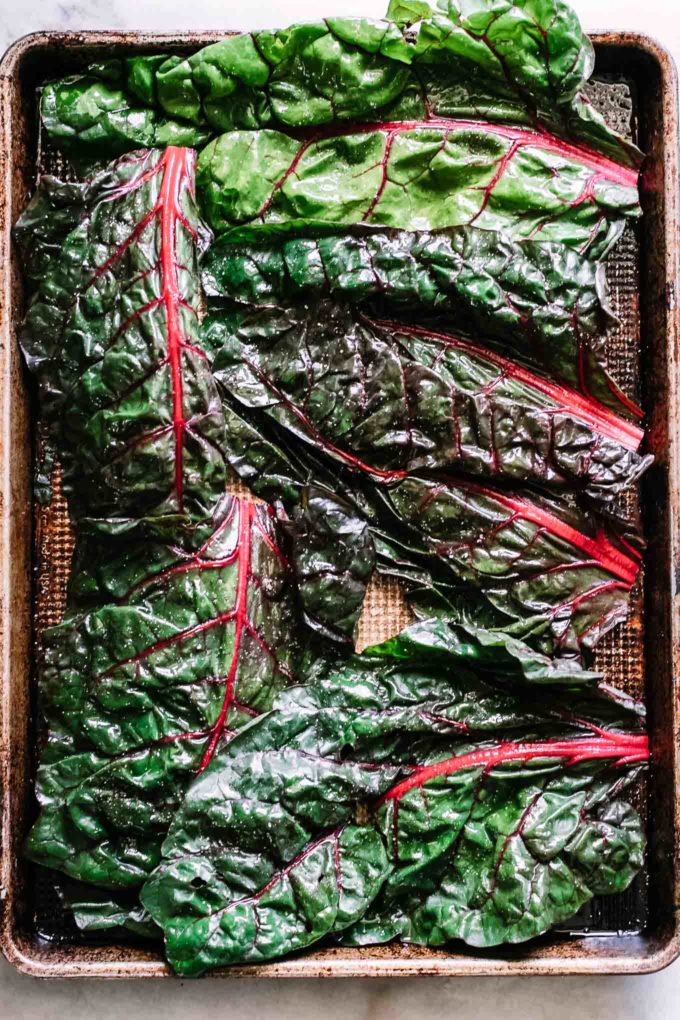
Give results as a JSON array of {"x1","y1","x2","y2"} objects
[{"x1": 1, "y1": 0, "x2": 679, "y2": 1014}]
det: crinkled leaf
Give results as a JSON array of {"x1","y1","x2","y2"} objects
[
  {"x1": 197, "y1": 118, "x2": 638, "y2": 258},
  {"x1": 344, "y1": 757, "x2": 645, "y2": 949},
  {"x1": 41, "y1": 3, "x2": 640, "y2": 171},
  {"x1": 372, "y1": 475, "x2": 642, "y2": 654},
  {"x1": 209, "y1": 391, "x2": 642, "y2": 657},
  {"x1": 68, "y1": 891, "x2": 160, "y2": 941},
  {"x1": 290, "y1": 485, "x2": 376, "y2": 644},
  {"x1": 360, "y1": 617, "x2": 604, "y2": 687},
  {"x1": 202, "y1": 223, "x2": 636, "y2": 419},
  {"x1": 26, "y1": 496, "x2": 298, "y2": 888},
  {"x1": 40, "y1": 69, "x2": 210, "y2": 170},
  {"x1": 203, "y1": 300, "x2": 649, "y2": 502},
  {"x1": 142, "y1": 632, "x2": 647, "y2": 972},
  {"x1": 201, "y1": 223, "x2": 644, "y2": 418},
  {"x1": 13, "y1": 175, "x2": 88, "y2": 281},
  {"x1": 16, "y1": 148, "x2": 227, "y2": 535}
]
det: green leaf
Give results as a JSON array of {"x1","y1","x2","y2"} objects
[
  {"x1": 69, "y1": 892, "x2": 160, "y2": 941},
  {"x1": 26, "y1": 496, "x2": 299, "y2": 888},
  {"x1": 141, "y1": 633, "x2": 647, "y2": 972},
  {"x1": 291, "y1": 485, "x2": 376, "y2": 644},
  {"x1": 202, "y1": 298, "x2": 649, "y2": 500},
  {"x1": 202, "y1": 223, "x2": 634, "y2": 417},
  {"x1": 386, "y1": 0, "x2": 434, "y2": 26},
  {"x1": 16, "y1": 148, "x2": 228, "y2": 536},
  {"x1": 196, "y1": 120, "x2": 638, "y2": 258},
  {"x1": 372, "y1": 475, "x2": 643, "y2": 655},
  {"x1": 40, "y1": 73, "x2": 210, "y2": 169},
  {"x1": 40, "y1": 3, "x2": 640, "y2": 173}
]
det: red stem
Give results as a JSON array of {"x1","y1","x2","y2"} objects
[
  {"x1": 160, "y1": 147, "x2": 193, "y2": 512},
  {"x1": 448, "y1": 478, "x2": 641, "y2": 586},
  {"x1": 197, "y1": 501, "x2": 254, "y2": 773},
  {"x1": 257, "y1": 117, "x2": 639, "y2": 226},
  {"x1": 287, "y1": 117, "x2": 639, "y2": 186},
  {"x1": 379, "y1": 733, "x2": 650, "y2": 806},
  {"x1": 372, "y1": 319, "x2": 644, "y2": 448}
]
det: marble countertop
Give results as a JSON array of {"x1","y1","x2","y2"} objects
[{"x1": 1, "y1": 1, "x2": 678, "y2": 1016}]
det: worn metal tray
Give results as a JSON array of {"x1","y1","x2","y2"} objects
[{"x1": 0, "y1": 29, "x2": 679, "y2": 978}]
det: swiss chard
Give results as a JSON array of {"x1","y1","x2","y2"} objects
[
  {"x1": 196, "y1": 118, "x2": 638, "y2": 258},
  {"x1": 16, "y1": 147, "x2": 227, "y2": 535},
  {"x1": 290, "y1": 486, "x2": 376, "y2": 645},
  {"x1": 373, "y1": 476, "x2": 642, "y2": 654},
  {"x1": 206, "y1": 390, "x2": 643, "y2": 657},
  {"x1": 26, "y1": 496, "x2": 298, "y2": 888},
  {"x1": 40, "y1": 1, "x2": 640, "y2": 171},
  {"x1": 202, "y1": 224, "x2": 638, "y2": 418},
  {"x1": 203, "y1": 300, "x2": 649, "y2": 502},
  {"x1": 141, "y1": 625, "x2": 647, "y2": 973}
]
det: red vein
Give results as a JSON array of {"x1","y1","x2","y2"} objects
[
  {"x1": 218, "y1": 827, "x2": 346, "y2": 916},
  {"x1": 257, "y1": 117, "x2": 639, "y2": 224},
  {"x1": 442, "y1": 478, "x2": 641, "y2": 586},
  {"x1": 244, "y1": 358, "x2": 408, "y2": 481},
  {"x1": 378, "y1": 733, "x2": 650, "y2": 806},
  {"x1": 120, "y1": 549, "x2": 240, "y2": 601},
  {"x1": 361, "y1": 131, "x2": 397, "y2": 222},
  {"x1": 370, "y1": 319, "x2": 644, "y2": 448},
  {"x1": 95, "y1": 609, "x2": 238, "y2": 680},
  {"x1": 197, "y1": 501, "x2": 255, "y2": 773}
]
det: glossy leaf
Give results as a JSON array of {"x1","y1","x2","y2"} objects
[
  {"x1": 203, "y1": 300, "x2": 650, "y2": 501},
  {"x1": 208, "y1": 387, "x2": 643, "y2": 657},
  {"x1": 373, "y1": 475, "x2": 643, "y2": 654},
  {"x1": 40, "y1": 3, "x2": 640, "y2": 171},
  {"x1": 290, "y1": 485, "x2": 376, "y2": 644},
  {"x1": 344, "y1": 739, "x2": 646, "y2": 950},
  {"x1": 68, "y1": 891, "x2": 160, "y2": 941},
  {"x1": 142, "y1": 630, "x2": 647, "y2": 972},
  {"x1": 16, "y1": 147, "x2": 227, "y2": 535},
  {"x1": 196, "y1": 117, "x2": 638, "y2": 258},
  {"x1": 26, "y1": 496, "x2": 298, "y2": 888},
  {"x1": 202, "y1": 223, "x2": 637, "y2": 418},
  {"x1": 40, "y1": 65, "x2": 210, "y2": 168}
]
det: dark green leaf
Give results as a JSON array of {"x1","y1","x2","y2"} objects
[
  {"x1": 290, "y1": 485, "x2": 376, "y2": 644},
  {"x1": 372, "y1": 475, "x2": 642, "y2": 655},
  {"x1": 26, "y1": 496, "x2": 298, "y2": 888},
  {"x1": 203, "y1": 299, "x2": 649, "y2": 500},
  {"x1": 16, "y1": 148, "x2": 228, "y2": 535},
  {"x1": 201, "y1": 223, "x2": 636, "y2": 418},
  {"x1": 141, "y1": 630, "x2": 647, "y2": 972}
]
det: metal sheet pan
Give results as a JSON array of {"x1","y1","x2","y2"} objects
[{"x1": 0, "y1": 29, "x2": 678, "y2": 977}]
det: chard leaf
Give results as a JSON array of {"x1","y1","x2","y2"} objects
[
  {"x1": 142, "y1": 634, "x2": 647, "y2": 973},
  {"x1": 26, "y1": 496, "x2": 298, "y2": 888},
  {"x1": 40, "y1": 2, "x2": 640, "y2": 174},
  {"x1": 208, "y1": 384, "x2": 643, "y2": 657},
  {"x1": 196, "y1": 119, "x2": 638, "y2": 258},
  {"x1": 40, "y1": 71, "x2": 210, "y2": 169},
  {"x1": 291, "y1": 486, "x2": 376, "y2": 645},
  {"x1": 201, "y1": 224, "x2": 636, "y2": 418},
  {"x1": 16, "y1": 148, "x2": 227, "y2": 536},
  {"x1": 373, "y1": 476, "x2": 643, "y2": 654},
  {"x1": 344, "y1": 745, "x2": 646, "y2": 950},
  {"x1": 69, "y1": 893, "x2": 160, "y2": 941},
  {"x1": 203, "y1": 300, "x2": 650, "y2": 501}
]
